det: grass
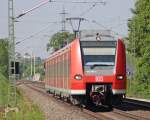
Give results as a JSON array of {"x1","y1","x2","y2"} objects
[
  {"x1": 0, "y1": 73, "x2": 44, "y2": 120},
  {"x1": 6, "y1": 88, "x2": 45, "y2": 120},
  {"x1": 0, "y1": 73, "x2": 8, "y2": 107}
]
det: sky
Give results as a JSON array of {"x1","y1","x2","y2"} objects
[{"x1": 0, "y1": 0, "x2": 135, "y2": 58}]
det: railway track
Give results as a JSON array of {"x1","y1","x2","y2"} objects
[
  {"x1": 113, "y1": 108, "x2": 150, "y2": 120},
  {"x1": 17, "y1": 81, "x2": 150, "y2": 120},
  {"x1": 123, "y1": 98, "x2": 150, "y2": 109}
]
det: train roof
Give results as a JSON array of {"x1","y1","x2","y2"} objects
[
  {"x1": 80, "y1": 29, "x2": 116, "y2": 42},
  {"x1": 45, "y1": 40, "x2": 73, "y2": 62},
  {"x1": 80, "y1": 36, "x2": 115, "y2": 42},
  {"x1": 80, "y1": 30, "x2": 117, "y2": 48}
]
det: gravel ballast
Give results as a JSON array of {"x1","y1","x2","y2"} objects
[{"x1": 18, "y1": 84, "x2": 97, "y2": 120}]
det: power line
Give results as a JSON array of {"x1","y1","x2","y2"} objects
[
  {"x1": 16, "y1": 0, "x2": 106, "y2": 19},
  {"x1": 79, "y1": 1, "x2": 106, "y2": 17},
  {"x1": 79, "y1": 3, "x2": 97, "y2": 17},
  {"x1": 52, "y1": 0, "x2": 106, "y2": 4},
  {"x1": 87, "y1": 19, "x2": 126, "y2": 37},
  {"x1": 91, "y1": 20, "x2": 107, "y2": 29},
  {"x1": 65, "y1": 0, "x2": 106, "y2": 33},
  {"x1": 16, "y1": 20, "x2": 59, "y2": 24},
  {"x1": 109, "y1": 22, "x2": 127, "y2": 29},
  {"x1": 16, "y1": 22, "x2": 58, "y2": 45},
  {"x1": 16, "y1": 0, "x2": 52, "y2": 19}
]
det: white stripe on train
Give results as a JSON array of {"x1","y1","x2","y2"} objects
[
  {"x1": 112, "y1": 89, "x2": 126, "y2": 94},
  {"x1": 45, "y1": 85, "x2": 86, "y2": 95},
  {"x1": 45, "y1": 85, "x2": 125, "y2": 95}
]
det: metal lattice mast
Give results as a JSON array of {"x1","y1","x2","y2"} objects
[
  {"x1": 60, "y1": 7, "x2": 67, "y2": 32},
  {"x1": 8, "y1": 0, "x2": 16, "y2": 107}
]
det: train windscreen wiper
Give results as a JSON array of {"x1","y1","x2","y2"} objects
[{"x1": 85, "y1": 62, "x2": 114, "y2": 69}]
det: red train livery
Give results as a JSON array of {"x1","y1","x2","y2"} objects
[{"x1": 45, "y1": 37, "x2": 126, "y2": 106}]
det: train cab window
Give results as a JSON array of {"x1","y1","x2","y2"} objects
[{"x1": 80, "y1": 41, "x2": 116, "y2": 75}]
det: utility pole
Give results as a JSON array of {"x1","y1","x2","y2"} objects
[
  {"x1": 12, "y1": 0, "x2": 52, "y2": 82},
  {"x1": 30, "y1": 52, "x2": 33, "y2": 80},
  {"x1": 60, "y1": 7, "x2": 67, "y2": 32},
  {"x1": 33, "y1": 54, "x2": 35, "y2": 79},
  {"x1": 8, "y1": 0, "x2": 16, "y2": 107}
]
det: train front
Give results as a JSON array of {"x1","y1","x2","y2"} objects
[{"x1": 80, "y1": 37, "x2": 126, "y2": 106}]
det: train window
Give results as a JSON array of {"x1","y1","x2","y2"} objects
[
  {"x1": 52, "y1": 60, "x2": 54, "y2": 78},
  {"x1": 68, "y1": 52, "x2": 70, "y2": 80},
  {"x1": 49, "y1": 62, "x2": 51, "y2": 77},
  {"x1": 49, "y1": 62, "x2": 50, "y2": 78},
  {"x1": 81, "y1": 41, "x2": 116, "y2": 75},
  {"x1": 64, "y1": 59, "x2": 67, "y2": 77},
  {"x1": 83, "y1": 48, "x2": 115, "y2": 55},
  {"x1": 82, "y1": 48, "x2": 116, "y2": 64}
]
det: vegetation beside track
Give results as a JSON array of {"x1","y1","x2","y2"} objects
[
  {"x1": 127, "y1": 0, "x2": 150, "y2": 99},
  {"x1": 7, "y1": 88, "x2": 45, "y2": 120},
  {"x1": 0, "y1": 38, "x2": 44, "y2": 120},
  {"x1": 0, "y1": 73, "x2": 8, "y2": 107},
  {"x1": 0, "y1": 72, "x2": 44, "y2": 120},
  {"x1": 126, "y1": 53, "x2": 150, "y2": 99},
  {"x1": 22, "y1": 59, "x2": 45, "y2": 80}
]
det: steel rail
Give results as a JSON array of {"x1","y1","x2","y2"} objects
[{"x1": 18, "y1": 81, "x2": 150, "y2": 120}]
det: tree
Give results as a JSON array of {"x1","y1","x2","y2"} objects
[
  {"x1": 47, "y1": 32, "x2": 75, "y2": 52},
  {"x1": 127, "y1": 0, "x2": 150, "y2": 98},
  {"x1": 128, "y1": 0, "x2": 150, "y2": 57},
  {"x1": 0, "y1": 38, "x2": 8, "y2": 77}
]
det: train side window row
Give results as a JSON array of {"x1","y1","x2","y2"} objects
[{"x1": 46, "y1": 50, "x2": 70, "y2": 87}]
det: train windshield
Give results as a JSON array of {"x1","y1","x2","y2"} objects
[{"x1": 80, "y1": 41, "x2": 116, "y2": 75}]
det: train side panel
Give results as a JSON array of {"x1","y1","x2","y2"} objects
[
  {"x1": 70, "y1": 39, "x2": 85, "y2": 95},
  {"x1": 45, "y1": 47, "x2": 72, "y2": 96},
  {"x1": 113, "y1": 39, "x2": 126, "y2": 94}
]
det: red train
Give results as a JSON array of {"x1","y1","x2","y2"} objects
[{"x1": 45, "y1": 37, "x2": 126, "y2": 107}]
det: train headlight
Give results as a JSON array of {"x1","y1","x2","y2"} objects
[
  {"x1": 74, "y1": 74, "x2": 82, "y2": 80},
  {"x1": 117, "y1": 75, "x2": 124, "y2": 80}
]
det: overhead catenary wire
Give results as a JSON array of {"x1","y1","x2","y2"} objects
[
  {"x1": 85, "y1": 19, "x2": 126, "y2": 37},
  {"x1": 16, "y1": 0, "x2": 106, "y2": 19},
  {"x1": 17, "y1": 20, "x2": 60, "y2": 24},
  {"x1": 16, "y1": 22, "x2": 59, "y2": 45},
  {"x1": 16, "y1": 0, "x2": 52, "y2": 19},
  {"x1": 52, "y1": 0, "x2": 106, "y2": 4},
  {"x1": 109, "y1": 21, "x2": 128, "y2": 29},
  {"x1": 15, "y1": 0, "x2": 106, "y2": 36},
  {"x1": 64, "y1": 0, "x2": 105, "y2": 35},
  {"x1": 79, "y1": 0, "x2": 106, "y2": 17},
  {"x1": 93, "y1": 20, "x2": 125, "y2": 37},
  {"x1": 79, "y1": 3, "x2": 98, "y2": 17},
  {"x1": 63, "y1": 0, "x2": 105, "y2": 34}
]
